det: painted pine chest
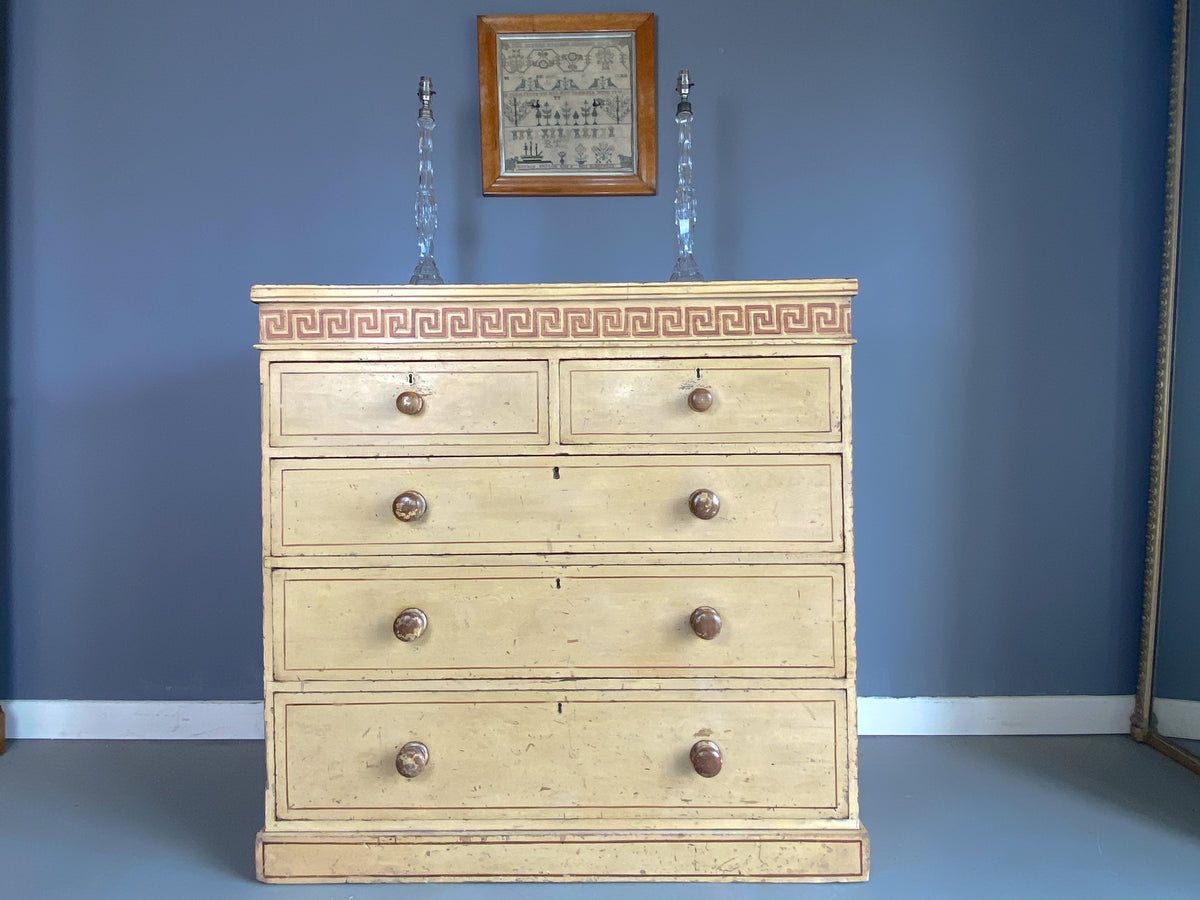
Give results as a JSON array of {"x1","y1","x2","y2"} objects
[{"x1": 253, "y1": 280, "x2": 868, "y2": 882}]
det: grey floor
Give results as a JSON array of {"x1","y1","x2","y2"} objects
[
  {"x1": 2, "y1": 736, "x2": 1198, "y2": 899},
  {"x1": 1173, "y1": 737, "x2": 1200, "y2": 757}
]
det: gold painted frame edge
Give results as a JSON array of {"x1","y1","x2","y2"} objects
[{"x1": 1133, "y1": 0, "x2": 1189, "y2": 751}]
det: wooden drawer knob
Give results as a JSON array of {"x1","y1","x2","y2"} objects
[
  {"x1": 687, "y1": 387, "x2": 714, "y2": 412},
  {"x1": 688, "y1": 489, "x2": 720, "y2": 520},
  {"x1": 690, "y1": 740, "x2": 722, "y2": 777},
  {"x1": 395, "y1": 741, "x2": 429, "y2": 778},
  {"x1": 689, "y1": 606, "x2": 722, "y2": 640},
  {"x1": 392, "y1": 608, "x2": 428, "y2": 642},
  {"x1": 395, "y1": 391, "x2": 425, "y2": 416},
  {"x1": 392, "y1": 490, "x2": 427, "y2": 522}
]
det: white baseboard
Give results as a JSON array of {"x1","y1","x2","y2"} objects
[
  {"x1": 0, "y1": 700, "x2": 264, "y2": 740},
  {"x1": 1153, "y1": 697, "x2": 1200, "y2": 740},
  {"x1": 0, "y1": 696, "x2": 1135, "y2": 740},
  {"x1": 857, "y1": 695, "x2": 1134, "y2": 736}
]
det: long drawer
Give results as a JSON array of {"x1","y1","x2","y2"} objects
[
  {"x1": 271, "y1": 564, "x2": 846, "y2": 680},
  {"x1": 273, "y1": 690, "x2": 847, "y2": 821},
  {"x1": 561, "y1": 357, "x2": 842, "y2": 444},
  {"x1": 270, "y1": 455, "x2": 844, "y2": 555}
]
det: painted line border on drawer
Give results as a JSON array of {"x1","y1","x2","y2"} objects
[
  {"x1": 272, "y1": 360, "x2": 548, "y2": 443},
  {"x1": 562, "y1": 359, "x2": 840, "y2": 440},
  {"x1": 274, "y1": 458, "x2": 842, "y2": 552},
  {"x1": 278, "y1": 697, "x2": 843, "y2": 814},
  {"x1": 276, "y1": 569, "x2": 843, "y2": 677}
]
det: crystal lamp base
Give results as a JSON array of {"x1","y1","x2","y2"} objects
[
  {"x1": 670, "y1": 253, "x2": 703, "y2": 282},
  {"x1": 409, "y1": 256, "x2": 444, "y2": 285}
]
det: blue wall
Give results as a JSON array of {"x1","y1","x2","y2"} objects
[{"x1": 5, "y1": 0, "x2": 1171, "y2": 700}]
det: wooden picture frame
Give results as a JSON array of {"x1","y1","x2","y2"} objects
[{"x1": 477, "y1": 13, "x2": 656, "y2": 196}]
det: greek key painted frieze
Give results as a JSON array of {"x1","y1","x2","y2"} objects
[{"x1": 258, "y1": 302, "x2": 851, "y2": 343}]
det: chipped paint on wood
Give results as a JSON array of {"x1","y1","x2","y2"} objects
[{"x1": 257, "y1": 281, "x2": 866, "y2": 881}]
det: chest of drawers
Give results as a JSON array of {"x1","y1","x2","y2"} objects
[{"x1": 253, "y1": 280, "x2": 868, "y2": 882}]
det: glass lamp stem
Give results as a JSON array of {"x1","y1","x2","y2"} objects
[
  {"x1": 411, "y1": 75, "x2": 443, "y2": 285},
  {"x1": 671, "y1": 68, "x2": 702, "y2": 282}
]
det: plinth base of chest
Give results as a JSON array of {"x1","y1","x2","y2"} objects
[{"x1": 256, "y1": 826, "x2": 869, "y2": 883}]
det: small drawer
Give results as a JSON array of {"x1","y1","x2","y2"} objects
[
  {"x1": 560, "y1": 358, "x2": 842, "y2": 445},
  {"x1": 268, "y1": 361, "x2": 548, "y2": 447},
  {"x1": 272, "y1": 564, "x2": 846, "y2": 680},
  {"x1": 274, "y1": 690, "x2": 846, "y2": 821},
  {"x1": 271, "y1": 455, "x2": 844, "y2": 556}
]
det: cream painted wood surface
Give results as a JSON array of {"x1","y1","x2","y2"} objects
[
  {"x1": 269, "y1": 360, "x2": 549, "y2": 447},
  {"x1": 254, "y1": 280, "x2": 866, "y2": 882},
  {"x1": 561, "y1": 357, "x2": 841, "y2": 443},
  {"x1": 272, "y1": 455, "x2": 843, "y2": 555},
  {"x1": 257, "y1": 831, "x2": 868, "y2": 882},
  {"x1": 275, "y1": 690, "x2": 846, "y2": 819},
  {"x1": 272, "y1": 564, "x2": 845, "y2": 679}
]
